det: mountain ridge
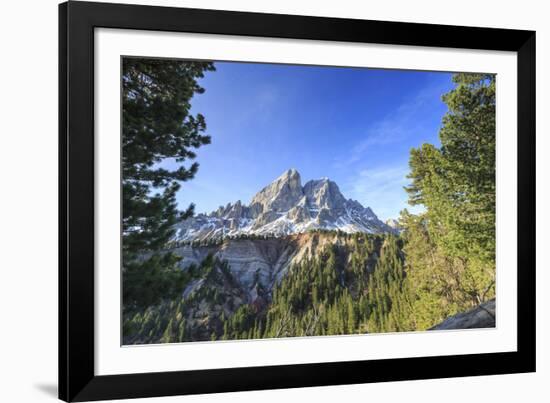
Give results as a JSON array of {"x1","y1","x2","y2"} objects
[{"x1": 173, "y1": 169, "x2": 394, "y2": 242}]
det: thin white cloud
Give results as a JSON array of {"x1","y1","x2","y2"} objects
[
  {"x1": 233, "y1": 85, "x2": 280, "y2": 128},
  {"x1": 343, "y1": 164, "x2": 424, "y2": 221},
  {"x1": 333, "y1": 80, "x2": 448, "y2": 169},
  {"x1": 333, "y1": 78, "x2": 450, "y2": 219}
]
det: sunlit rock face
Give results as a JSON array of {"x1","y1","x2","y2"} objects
[{"x1": 430, "y1": 299, "x2": 496, "y2": 330}]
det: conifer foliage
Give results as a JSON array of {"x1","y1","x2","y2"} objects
[
  {"x1": 402, "y1": 73, "x2": 496, "y2": 326},
  {"x1": 122, "y1": 58, "x2": 215, "y2": 310}
]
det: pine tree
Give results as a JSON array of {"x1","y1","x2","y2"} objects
[
  {"x1": 122, "y1": 58, "x2": 215, "y2": 310},
  {"x1": 346, "y1": 294, "x2": 357, "y2": 333},
  {"x1": 178, "y1": 319, "x2": 187, "y2": 342},
  {"x1": 161, "y1": 318, "x2": 175, "y2": 343},
  {"x1": 402, "y1": 73, "x2": 496, "y2": 327},
  {"x1": 407, "y1": 73, "x2": 495, "y2": 268}
]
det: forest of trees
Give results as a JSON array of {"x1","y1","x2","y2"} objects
[
  {"x1": 223, "y1": 234, "x2": 412, "y2": 339},
  {"x1": 122, "y1": 59, "x2": 496, "y2": 344},
  {"x1": 123, "y1": 233, "x2": 412, "y2": 343}
]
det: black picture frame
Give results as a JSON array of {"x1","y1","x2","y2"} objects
[{"x1": 59, "y1": 1, "x2": 536, "y2": 401}]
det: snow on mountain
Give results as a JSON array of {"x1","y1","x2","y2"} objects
[
  {"x1": 385, "y1": 218, "x2": 402, "y2": 232},
  {"x1": 173, "y1": 168, "x2": 395, "y2": 242}
]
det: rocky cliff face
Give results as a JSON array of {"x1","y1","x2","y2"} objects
[
  {"x1": 173, "y1": 168, "x2": 394, "y2": 242},
  {"x1": 172, "y1": 231, "x2": 366, "y2": 302},
  {"x1": 430, "y1": 299, "x2": 496, "y2": 330},
  {"x1": 385, "y1": 218, "x2": 400, "y2": 230}
]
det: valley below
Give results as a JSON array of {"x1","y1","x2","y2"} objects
[{"x1": 123, "y1": 230, "x2": 495, "y2": 344}]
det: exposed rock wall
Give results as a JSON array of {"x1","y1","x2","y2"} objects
[
  {"x1": 430, "y1": 299, "x2": 496, "y2": 330},
  {"x1": 172, "y1": 232, "x2": 369, "y2": 300}
]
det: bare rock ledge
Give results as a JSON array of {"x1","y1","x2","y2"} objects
[{"x1": 430, "y1": 299, "x2": 495, "y2": 330}]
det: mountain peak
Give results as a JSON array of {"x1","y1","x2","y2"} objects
[
  {"x1": 282, "y1": 167, "x2": 299, "y2": 178},
  {"x1": 250, "y1": 169, "x2": 303, "y2": 213},
  {"x1": 270, "y1": 168, "x2": 302, "y2": 187},
  {"x1": 174, "y1": 169, "x2": 396, "y2": 241}
]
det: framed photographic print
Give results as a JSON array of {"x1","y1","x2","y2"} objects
[{"x1": 59, "y1": 1, "x2": 536, "y2": 401}]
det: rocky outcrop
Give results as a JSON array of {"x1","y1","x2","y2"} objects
[
  {"x1": 174, "y1": 237, "x2": 296, "y2": 296},
  {"x1": 173, "y1": 168, "x2": 395, "y2": 242},
  {"x1": 251, "y1": 168, "x2": 303, "y2": 213},
  {"x1": 385, "y1": 218, "x2": 401, "y2": 231},
  {"x1": 172, "y1": 231, "x2": 379, "y2": 302},
  {"x1": 430, "y1": 299, "x2": 496, "y2": 330}
]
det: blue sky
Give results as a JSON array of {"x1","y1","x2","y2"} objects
[{"x1": 167, "y1": 61, "x2": 454, "y2": 221}]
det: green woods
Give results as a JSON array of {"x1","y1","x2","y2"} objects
[{"x1": 402, "y1": 73, "x2": 496, "y2": 327}]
